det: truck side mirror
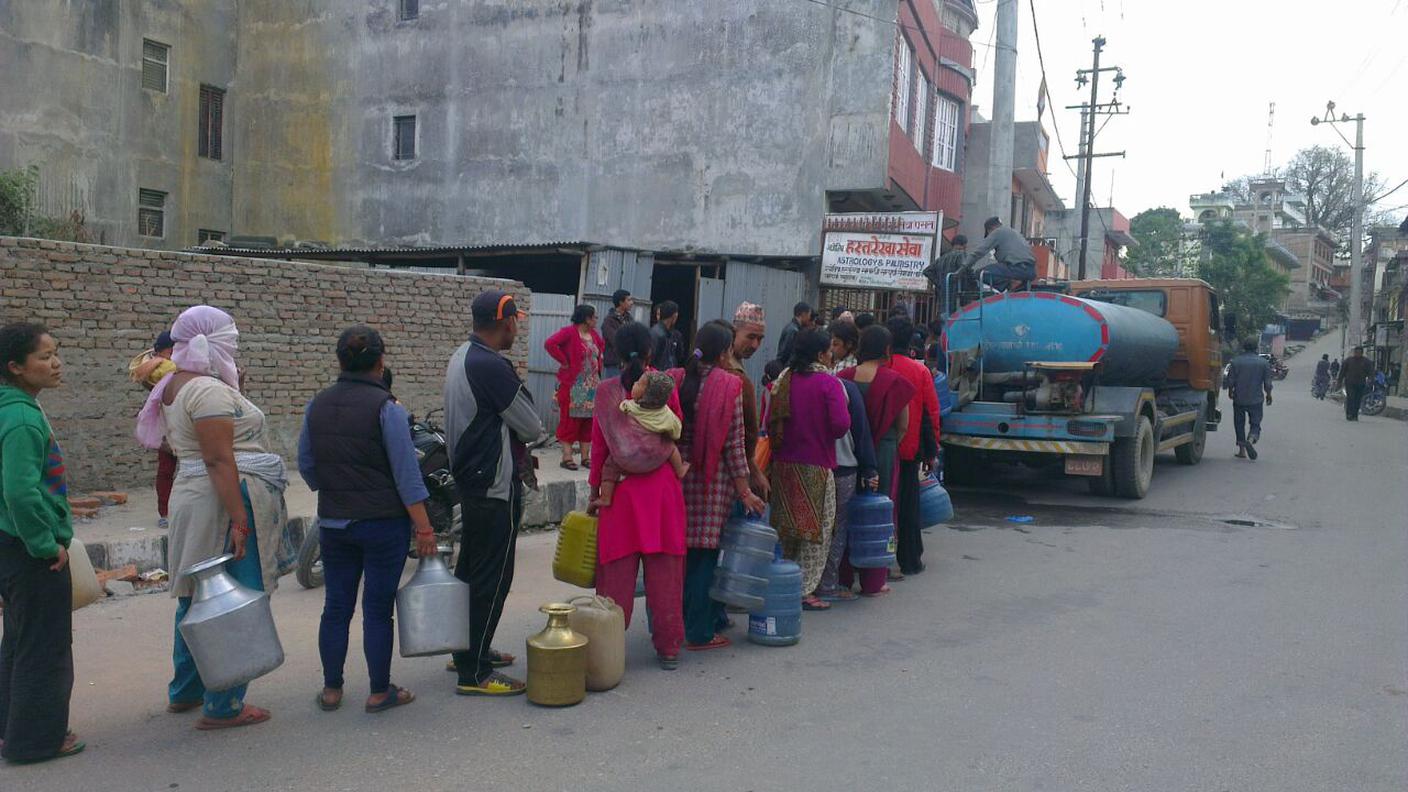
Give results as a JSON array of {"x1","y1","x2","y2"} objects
[{"x1": 1222, "y1": 314, "x2": 1237, "y2": 337}]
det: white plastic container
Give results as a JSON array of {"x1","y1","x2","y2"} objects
[
  {"x1": 567, "y1": 595, "x2": 625, "y2": 691},
  {"x1": 68, "y1": 538, "x2": 103, "y2": 610}
]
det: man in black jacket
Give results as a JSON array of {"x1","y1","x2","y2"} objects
[
  {"x1": 1338, "y1": 346, "x2": 1373, "y2": 421},
  {"x1": 443, "y1": 291, "x2": 545, "y2": 695},
  {"x1": 600, "y1": 289, "x2": 634, "y2": 379}
]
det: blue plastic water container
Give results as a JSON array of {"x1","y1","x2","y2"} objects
[
  {"x1": 710, "y1": 516, "x2": 777, "y2": 611},
  {"x1": 847, "y1": 492, "x2": 896, "y2": 569},
  {"x1": 934, "y1": 371, "x2": 955, "y2": 417},
  {"x1": 747, "y1": 546, "x2": 802, "y2": 647},
  {"x1": 918, "y1": 474, "x2": 954, "y2": 527}
]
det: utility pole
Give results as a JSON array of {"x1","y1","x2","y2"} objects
[
  {"x1": 1311, "y1": 102, "x2": 1365, "y2": 348},
  {"x1": 986, "y1": 0, "x2": 1019, "y2": 227},
  {"x1": 1065, "y1": 36, "x2": 1128, "y2": 280}
]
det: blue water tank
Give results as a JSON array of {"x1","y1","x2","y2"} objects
[
  {"x1": 748, "y1": 546, "x2": 802, "y2": 646},
  {"x1": 847, "y1": 492, "x2": 897, "y2": 569},
  {"x1": 710, "y1": 516, "x2": 777, "y2": 611},
  {"x1": 934, "y1": 372, "x2": 955, "y2": 417},
  {"x1": 945, "y1": 292, "x2": 1179, "y2": 386},
  {"x1": 919, "y1": 474, "x2": 954, "y2": 527}
]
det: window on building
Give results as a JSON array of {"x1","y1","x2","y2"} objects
[
  {"x1": 142, "y1": 39, "x2": 170, "y2": 93},
  {"x1": 913, "y1": 74, "x2": 929, "y2": 154},
  {"x1": 894, "y1": 38, "x2": 913, "y2": 132},
  {"x1": 198, "y1": 85, "x2": 225, "y2": 160},
  {"x1": 138, "y1": 189, "x2": 167, "y2": 238},
  {"x1": 197, "y1": 229, "x2": 225, "y2": 245},
  {"x1": 931, "y1": 94, "x2": 960, "y2": 171},
  {"x1": 393, "y1": 115, "x2": 417, "y2": 160},
  {"x1": 399, "y1": 0, "x2": 419, "y2": 20}
]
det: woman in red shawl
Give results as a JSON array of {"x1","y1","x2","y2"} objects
[
  {"x1": 544, "y1": 305, "x2": 604, "y2": 470},
  {"x1": 671, "y1": 322, "x2": 766, "y2": 650},
  {"x1": 837, "y1": 325, "x2": 914, "y2": 596},
  {"x1": 588, "y1": 323, "x2": 687, "y2": 669}
]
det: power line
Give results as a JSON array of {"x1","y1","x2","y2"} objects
[
  {"x1": 1369, "y1": 177, "x2": 1408, "y2": 205},
  {"x1": 1027, "y1": 0, "x2": 1079, "y2": 180}
]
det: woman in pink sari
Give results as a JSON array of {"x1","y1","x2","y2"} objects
[
  {"x1": 670, "y1": 323, "x2": 767, "y2": 650},
  {"x1": 589, "y1": 323, "x2": 687, "y2": 669}
]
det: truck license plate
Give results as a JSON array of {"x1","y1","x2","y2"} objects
[{"x1": 1064, "y1": 454, "x2": 1104, "y2": 477}]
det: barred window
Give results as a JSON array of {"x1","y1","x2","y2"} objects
[
  {"x1": 393, "y1": 115, "x2": 417, "y2": 161},
  {"x1": 198, "y1": 85, "x2": 225, "y2": 160},
  {"x1": 138, "y1": 189, "x2": 167, "y2": 238},
  {"x1": 399, "y1": 0, "x2": 419, "y2": 20},
  {"x1": 197, "y1": 229, "x2": 225, "y2": 245}
]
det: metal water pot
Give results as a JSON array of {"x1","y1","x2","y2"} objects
[
  {"x1": 396, "y1": 548, "x2": 471, "y2": 657},
  {"x1": 526, "y1": 603, "x2": 589, "y2": 707},
  {"x1": 177, "y1": 554, "x2": 284, "y2": 691}
]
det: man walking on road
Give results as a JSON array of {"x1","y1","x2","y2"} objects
[
  {"x1": 1338, "y1": 345, "x2": 1373, "y2": 422},
  {"x1": 443, "y1": 290, "x2": 545, "y2": 696},
  {"x1": 1227, "y1": 338, "x2": 1273, "y2": 460}
]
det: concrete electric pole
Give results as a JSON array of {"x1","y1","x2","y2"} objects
[
  {"x1": 1065, "y1": 37, "x2": 1128, "y2": 280},
  {"x1": 1310, "y1": 102, "x2": 1365, "y2": 348},
  {"x1": 986, "y1": 0, "x2": 1019, "y2": 227}
]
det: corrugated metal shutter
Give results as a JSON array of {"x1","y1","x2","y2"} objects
[
  {"x1": 526, "y1": 293, "x2": 576, "y2": 435},
  {"x1": 720, "y1": 261, "x2": 808, "y2": 384},
  {"x1": 584, "y1": 249, "x2": 652, "y2": 323}
]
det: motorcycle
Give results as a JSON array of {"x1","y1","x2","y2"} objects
[
  {"x1": 1361, "y1": 381, "x2": 1388, "y2": 416},
  {"x1": 295, "y1": 408, "x2": 462, "y2": 589},
  {"x1": 1263, "y1": 354, "x2": 1289, "y2": 381}
]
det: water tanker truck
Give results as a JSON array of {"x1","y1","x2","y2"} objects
[{"x1": 940, "y1": 278, "x2": 1225, "y2": 499}]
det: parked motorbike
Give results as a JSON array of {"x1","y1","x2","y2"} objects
[
  {"x1": 1263, "y1": 354, "x2": 1289, "y2": 381},
  {"x1": 1361, "y1": 382, "x2": 1388, "y2": 416},
  {"x1": 295, "y1": 409, "x2": 462, "y2": 589}
]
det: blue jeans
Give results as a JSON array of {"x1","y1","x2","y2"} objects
[
  {"x1": 170, "y1": 516, "x2": 263, "y2": 719},
  {"x1": 318, "y1": 517, "x2": 410, "y2": 695},
  {"x1": 980, "y1": 261, "x2": 1036, "y2": 288},
  {"x1": 1233, "y1": 402, "x2": 1263, "y2": 445}
]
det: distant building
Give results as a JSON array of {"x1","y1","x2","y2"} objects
[
  {"x1": 1047, "y1": 205, "x2": 1136, "y2": 281},
  {"x1": 961, "y1": 120, "x2": 1066, "y2": 278}
]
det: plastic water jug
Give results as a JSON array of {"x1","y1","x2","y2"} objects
[
  {"x1": 847, "y1": 492, "x2": 896, "y2": 569},
  {"x1": 709, "y1": 515, "x2": 777, "y2": 610},
  {"x1": 934, "y1": 371, "x2": 955, "y2": 417},
  {"x1": 918, "y1": 474, "x2": 954, "y2": 528},
  {"x1": 552, "y1": 511, "x2": 598, "y2": 588},
  {"x1": 526, "y1": 603, "x2": 589, "y2": 707},
  {"x1": 68, "y1": 538, "x2": 103, "y2": 610},
  {"x1": 567, "y1": 595, "x2": 626, "y2": 692},
  {"x1": 177, "y1": 554, "x2": 285, "y2": 691},
  {"x1": 396, "y1": 548, "x2": 471, "y2": 657},
  {"x1": 747, "y1": 546, "x2": 801, "y2": 647}
]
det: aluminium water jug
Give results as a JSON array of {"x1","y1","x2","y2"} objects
[
  {"x1": 919, "y1": 474, "x2": 954, "y2": 528},
  {"x1": 177, "y1": 554, "x2": 284, "y2": 691},
  {"x1": 709, "y1": 515, "x2": 777, "y2": 610},
  {"x1": 396, "y1": 548, "x2": 471, "y2": 657},
  {"x1": 747, "y1": 546, "x2": 802, "y2": 647},
  {"x1": 553, "y1": 511, "x2": 598, "y2": 588},
  {"x1": 847, "y1": 492, "x2": 897, "y2": 569}
]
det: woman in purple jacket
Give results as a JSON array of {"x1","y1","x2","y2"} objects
[{"x1": 764, "y1": 328, "x2": 851, "y2": 611}]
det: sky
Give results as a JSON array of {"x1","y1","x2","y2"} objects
[{"x1": 967, "y1": 0, "x2": 1408, "y2": 222}]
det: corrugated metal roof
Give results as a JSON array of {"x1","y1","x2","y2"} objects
[{"x1": 184, "y1": 241, "x2": 602, "y2": 258}]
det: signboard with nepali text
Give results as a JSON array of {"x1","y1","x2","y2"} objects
[
  {"x1": 820, "y1": 232, "x2": 933, "y2": 291},
  {"x1": 822, "y1": 211, "x2": 941, "y2": 236}
]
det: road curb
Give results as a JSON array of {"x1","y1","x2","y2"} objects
[{"x1": 81, "y1": 480, "x2": 589, "y2": 573}]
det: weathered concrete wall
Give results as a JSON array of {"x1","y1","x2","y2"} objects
[
  {"x1": 0, "y1": 235, "x2": 529, "y2": 490},
  {"x1": 0, "y1": 0, "x2": 237, "y2": 248},
  {"x1": 232, "y1": 0, "x2": 897, "y2": 255}
]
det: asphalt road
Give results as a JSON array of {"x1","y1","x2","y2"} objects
[{"x1": 5, "y1": 332, "x2": 1405, "y2": 791}]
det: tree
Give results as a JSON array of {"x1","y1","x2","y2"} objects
[
  {"x1": 1196, "y1": 219, "x2": 1289, "y2": 339},
  {"x1": 0, "y1": 165, "x2": 92, "y2": 242},
  {"x1": 1125, "y1": 207, "x2": 1190, "y2": 277},
  {"x1": 1222, "y1": 145, "x2": 1391, "y2": 242}
]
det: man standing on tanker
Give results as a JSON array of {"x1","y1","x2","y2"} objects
[{"x1": 959, "y1": 217, "x2": 1037, "y2": 290}]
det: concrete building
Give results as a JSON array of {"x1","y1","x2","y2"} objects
[
  {"x1": 1048, "y1": 205, "x2": 1136, "y2": 281},
  {"x1": 960, "y1": 119, "x2": 1065, "y2": 277}
]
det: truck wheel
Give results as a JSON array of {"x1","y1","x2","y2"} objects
[
  {"x1": 1113, "y1": 416, "x2": 1154, "y2": 499},
  {"x1": 1174, "y1": 408, "x2": 1207, "y2": 465}
]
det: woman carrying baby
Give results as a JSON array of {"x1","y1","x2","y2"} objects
[{"x1": 588, "y1": 323, "x2": 688, "y2": 669}]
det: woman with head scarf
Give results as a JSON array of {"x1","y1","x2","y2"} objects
[
  {"x1": 670, "y1": 323, "x2": 766, "y2": 650},
  {"x1": 764, "y1": 328, "x2": 850, "y2": 610},
  {"x1": 135, "y1": 306, "x2": 288, "y2": 730}
]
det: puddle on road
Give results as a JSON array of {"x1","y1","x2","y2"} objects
[{"x1": 944, "y1": 488, "x2": 1301, "y2": 531}]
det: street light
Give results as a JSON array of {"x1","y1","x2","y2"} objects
[{"x1": 1309, "y1": 100, "x2": 1365, "y2": 352}]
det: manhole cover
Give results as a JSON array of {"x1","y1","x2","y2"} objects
[{"x1": 1214, "y1": 515, "x2": 1297, "y2": 530}]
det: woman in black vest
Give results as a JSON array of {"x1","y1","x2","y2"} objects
[{"x1": 297, "y1": 326, "x2": 438, "y2": 713}]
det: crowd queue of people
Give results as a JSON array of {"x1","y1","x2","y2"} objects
[{"x1": 0, "y1": 287, "x2": 941, "y2": 764}]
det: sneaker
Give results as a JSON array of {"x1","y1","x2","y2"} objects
[
  {"x1": 1249, "y1": 431, "x2": 1260, "y2": 445},
  {"x1": 1245, "y1": 442, "x2": 1258, "y2": 461},
  {"x1": 455, "y1": 671, "x2": 526, "y2": 697}
]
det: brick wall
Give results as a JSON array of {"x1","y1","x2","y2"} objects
[{"x1": 0, "y1": 237, "x2": 530, "y2": 490}]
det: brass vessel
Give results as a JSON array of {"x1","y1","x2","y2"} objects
[{"x1": 525, "y1": 603, "x2": 589, "y2": 707}]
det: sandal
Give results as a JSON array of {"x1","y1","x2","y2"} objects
[
  {"x1": 802, "y1": 595, "x2": 832, "y2": 611},
  {"x1": 195, "y1": 704, "x2": 271, "y2": 731},
  {"x1": 559, "y1": 460, "x2": 579, "y2": 470},
  {"x1": 657, "y1": 654, "x2": 680, "y2": 670},
  {"x1": 166, "y1": 699, "x2": 202, "y2": 714},
  {"x1": 685, "y1": 635, "x2": 732, "y2": 651},
  {"x1": 455, "y1": 671, "x2": 526, "y2": 697},
  {"x1": 445, "y1": 649, "x2": 515, "y2": 673},
  {"x1": 365, "y1": 684, "x2": 415, "y2": 713},
  {"x1": 5, "y1": 733, "x2": 85, "y2": 765},
  {"x1": 860, "y1": 584, "x2": 893, "y2": 598},
  {"x1": 819, "y1": 589, "x2": 858, "y2": 602},
  {"x1": 316, "y1": 689, "x2": 342, "y2": 712}
]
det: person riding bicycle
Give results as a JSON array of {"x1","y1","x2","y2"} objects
[{"x1": 958, "y1": 217, "x2": 1037, "y2": 291}]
